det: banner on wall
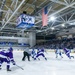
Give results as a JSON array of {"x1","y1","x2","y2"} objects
[{"x1": 16, "y1": 14, "x2": 35, "y2": 28}]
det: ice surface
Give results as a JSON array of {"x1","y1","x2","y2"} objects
[{"x1": 0, "y1": 51, "x2": 75, "y2": 75}]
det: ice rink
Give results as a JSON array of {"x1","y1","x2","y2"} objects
[{"x1": 0, "y1": 50, "x2": 75, "y2": 75}]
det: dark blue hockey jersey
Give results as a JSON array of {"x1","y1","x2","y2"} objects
[{"x1": 0, "y1": 50, "x2": 14, "y2": 61}]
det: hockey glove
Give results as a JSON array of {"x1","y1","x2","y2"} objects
[{"x1": 11, "y1": 59, "x2": 16, "y2": 65}]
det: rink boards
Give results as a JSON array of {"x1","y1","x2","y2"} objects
[
  {"x1": 13, "y1": 49, "x2": 75, "y2": 53},
  {"x1": 45, "y1": 49, "x2": 75, "y2": 53}
]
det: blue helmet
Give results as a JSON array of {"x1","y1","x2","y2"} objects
[{"x1": 8, "y1": 47, "x2": 13, "y2": 51}]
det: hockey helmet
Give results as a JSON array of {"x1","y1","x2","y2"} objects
[{"x1": 8, "y1": 47, "x2": 13, "y2": 51}]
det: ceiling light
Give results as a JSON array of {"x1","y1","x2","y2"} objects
[
  {"x1": 51, "y1": 27, "x2": 54, "y2": 30},
  {"x1": 49, "y1": 16, "x2": 56, "y2": 21},
  {"x1": 61, "y1": 24, "x2": 65, "y2": 27}
]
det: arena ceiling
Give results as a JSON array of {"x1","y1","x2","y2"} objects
[{"x1": 0, "y1": 0, "x2": 75, "y2": 37}]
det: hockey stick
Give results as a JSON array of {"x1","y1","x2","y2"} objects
[{"x1": 15, "y1": 64, "x2": 24, "y2": 70}]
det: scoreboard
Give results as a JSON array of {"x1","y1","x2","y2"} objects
[{"x1": 16, "y1": 14, "x2": 35, "y2": 28}]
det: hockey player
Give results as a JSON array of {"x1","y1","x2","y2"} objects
[
  {"x1": 34, "y1": 48, "x2": 47, "y2": 60},
  {"x1": 63, "y1": 48, "x2": 74, "y2": 59},
  {"x1": 31, "y1": 49, "x2": 36, "y2": 60},
  {"x1": 0, "y1": 47, "x2": 16, "y2": 71},
  {"x1": 55, "y1": 47, "x2": 63, "y2": 58}
]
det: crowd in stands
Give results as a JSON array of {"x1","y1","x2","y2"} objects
[
  {"x1": 0, "y1": 37, "x2": 75, "y2": 49},
  {"x1": 0, "y1": 42, "x2": 29, "y2": 47},
  {"x1": 33, "y1": 38, "x2": 75, "y2": 49}
]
